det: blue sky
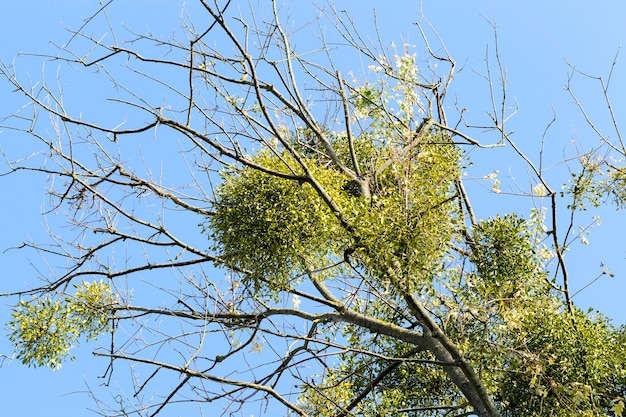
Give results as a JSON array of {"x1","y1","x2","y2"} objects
[{"x1": 1, "y1": 1, "x2": 625, "y2": 416}]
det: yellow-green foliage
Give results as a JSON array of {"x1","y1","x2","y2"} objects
[
  {"x1": 209, "y1": 51, "x2": 461, "y2": 295},
  {"x1": 470, "y1": 214, "x2": 544, "y2": 301},
  {"x1": 448, "y1": 216, "x2": 626, "y2": 416},
  {"x1": 296, "y1": 212, "x2": 626, "y2": 416},
  {"x1": 354, "y1": 137, "x2": 461, "y2": 291},
  {"x1": 301, "y1": 298, "x2": 626, "y2": 417},
  {"x1": 7, "y1": 280, "x2": 116, "y2": 369},
  {"x1": 209, "y1": 129, "x2": 461, "y2": 295},
  {"x1": 209, "y1": 151, "x2": 353, "y2": 291},
  {"x1": 496, "y1": 307, "x2": 626, "y2": 417},
  {"x1": 299, "y1": 337, "x2": 460, "y2": 417},
  {"x1": 563, "y1": 155, "x2": 626, "y2": 211}
]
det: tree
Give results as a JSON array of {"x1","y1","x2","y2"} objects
[{"x1": 1, "y1": 1, "x2": 625, "y2": 416}]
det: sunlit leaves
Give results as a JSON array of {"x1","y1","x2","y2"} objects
[
  {"x1": 463, "y1": 214, "x2": 626, "y2": 416},
  {"x1": 209, "y1": 126, "x2": 461, "y2": 295},
  {"x1": 3, "y1": 1, "x2": 626, "y2": 416},
  {"x1": 495, "y1": 308, "x2": 626, "y2": 417},
  {"x1": 72, "y1": 280, "x2": 117, "y2": 339},
  {"x1": 7, "y1": 280, "x2": 116, "y2": 369},
  {"x1": 354, "y1": 83, "x2": 383, "y2": 119},
  {"x1": 8, "y1": 298, "x2": 74, "y2": 369},
  {"x1": 205, "y1": 51, "x2": 626, "y2": 417},
  {"x1": 613, "y1": 399, "x2": 625, "y2": 417},
  {"x1": 208, "y1": 150, "x2": 351, "y2": 293},
  {"x1": 209, "y1": 50, "x2": 462, "y2": 293},
  {"x1": 470, "y1": 214, "x2": 543, "y2": 301},
  {"x1": 353, "y1": 137, "x2": 461, "y2": 292},
  {"x1": 562, "y1": 153, "x2": 626, "y2": 211}
]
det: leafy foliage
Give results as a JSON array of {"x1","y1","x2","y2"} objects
[
  {"x1": 2, "y1": 2, "x2": 626, "y2": 416},
  {"x1": 205, "y1": 47, "x2": 626, "y2": 415},
  {"x1": 494, "y1": 307, "x2": 626, "y2": 417},
  {"x1": 296, "y1": 214, "x2": 626, "y2": 416},
  {"x1": 210, "y1": 51, "x2": 462, "y2": 295},
  {"x1": 563, "y1": 153, "x2": 626, "y2": 211},
  {"x1": 208, "y1": 150, "x2": 352, "y2": 292},
  {"x1": 7, "y1": 281, "x2": 116, "y2": 369},
  {"x1": 470, "y1": 214, "x2": 544, "y2": 302}
]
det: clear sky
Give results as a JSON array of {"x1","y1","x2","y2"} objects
[{"x1": 1, "y1": 1, "x2": 625, "y2": 416}]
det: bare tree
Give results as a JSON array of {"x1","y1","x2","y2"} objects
[{"x1": 2, "y1": 2, "x2": 625, "y2": 417}]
